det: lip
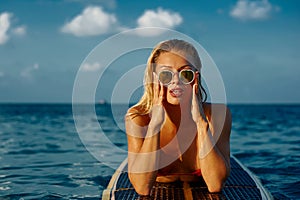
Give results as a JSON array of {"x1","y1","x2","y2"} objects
[{"x1": 169, "y1": 87, "x2": 184, "y2": 98}]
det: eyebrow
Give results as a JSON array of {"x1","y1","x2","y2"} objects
[{"x1": 158, "y1": 64, "x2": 194, "y2": 70}]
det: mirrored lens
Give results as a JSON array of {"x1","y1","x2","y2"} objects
[
  {"x1": 158, "y1": 71, "x2": 173, "y2": 85},
  {"x1": 179, "y1": 70, "x2": 195, "y2": 84}
]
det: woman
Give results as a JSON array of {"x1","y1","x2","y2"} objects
[{"x1": 125, "y1": 39, "x2": 231, "y2": 196}]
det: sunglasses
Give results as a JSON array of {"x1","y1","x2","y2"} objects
[{"x1": 158, "y1": 69, "x2": 196, "y2": 85}]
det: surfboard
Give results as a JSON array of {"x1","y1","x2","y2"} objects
[{"x1": 102, "y1": 155, "x2": 273, "y2": 199}]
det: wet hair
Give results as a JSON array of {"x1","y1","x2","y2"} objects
[{"x1": 127, "y1": 39, "x2": 207, "y2": 118}]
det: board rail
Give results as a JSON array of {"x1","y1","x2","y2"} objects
[{"x1": 102, "y1": 156, "x2": 273, "y2": 200}]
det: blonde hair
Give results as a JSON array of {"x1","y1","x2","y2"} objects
[{"x1": 128, "y1": 39, "x2": 207, "y2": 118}]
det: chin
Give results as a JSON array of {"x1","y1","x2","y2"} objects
[
  {"x1": 166, "y1": 96, "x2": 182, "y2": 105},
  {"x1": 167, "y1": 100, "x2": 180, "y2": 105}
]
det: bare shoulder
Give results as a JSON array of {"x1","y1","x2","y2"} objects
[
  {"x1": 203, "y1": 103, "x2": 232, "y2": 136},
  {"x1": 126, "y1": 107, "x2": 150, "y2": 151},
  {"x1": 126, "y1": 107, "x2": 150, "y2": 127},
  {"x1": 203, "y1": 103, "x2": 231, "y2": 121}
]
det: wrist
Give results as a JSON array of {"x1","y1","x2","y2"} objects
[
  {"x1": 196, "y1": 121, "x2": 209, "y2": 136},
  {"x1": 196, "y1": 121, "x2": 207, "y2": 129},
  {"x1": 148, "y1": 121, "x2": 162, "y2": 135}
]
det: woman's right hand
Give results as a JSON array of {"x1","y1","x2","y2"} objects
[{"x1": 149, "y1": 73, "x2": 166, "y2": 133}]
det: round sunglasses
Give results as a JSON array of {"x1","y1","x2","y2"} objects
[{"x1": 158, "y1": 69, "x2": 195, "y2": 85}]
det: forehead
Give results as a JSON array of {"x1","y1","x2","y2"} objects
[{"x1": 155, "y1": 52, "x2": 189, "y2": 69}]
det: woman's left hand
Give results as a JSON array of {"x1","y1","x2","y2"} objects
[{"x1": 191, "y1": 72, "x2": 208, "y2": 128}]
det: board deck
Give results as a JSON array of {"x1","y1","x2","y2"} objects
[{"x1": 102, "y1": 156, "x2": 273, "y2": 200}]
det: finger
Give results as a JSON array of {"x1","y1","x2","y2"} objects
[
  {"x1": 198, "y1": 102, "x2": 208, "y2": 123},
  {"x1": 153, "y1": 72, "x2": 160, "y2": 103},
  {"x1": 159, "y1": 81, "x2": 164, "y2": 103},
  {"x1": 153, "y1": 72, "x2": 157, "y2": 92},
  {"x1": 192, "y1": 84, "x2": 198, "y2": 105},
  {"x1": 192, "y1": 84, "x2": 207, "y2": 122},
  {"x1": 196, "y1": 71, "x2": 200, "y2": 82},
  {"x1": 194, "y1": 72, "x2": 199, "y2": 94}
]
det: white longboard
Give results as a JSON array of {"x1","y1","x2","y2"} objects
[{"x1": 103, "y1": 156, "x2": 273, "y2": 200}]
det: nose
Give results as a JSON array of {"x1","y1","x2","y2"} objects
[{"x1": 171, "y1": 72, "x2": 180, "y2": 85}]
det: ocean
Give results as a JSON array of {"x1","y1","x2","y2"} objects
[{"x1": 0, "y1": 103, "x2": 299, "y2": 199}]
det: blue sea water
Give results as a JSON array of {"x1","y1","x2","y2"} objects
[{"x1": 0, "y1": 103, "x2": 299, "y2": 199}]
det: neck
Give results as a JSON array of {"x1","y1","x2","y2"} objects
[{"x1": 164, "y1": 102, "x2": 193, "y2": 127}]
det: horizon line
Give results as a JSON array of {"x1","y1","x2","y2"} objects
[{"x1": 0, "y1": 102, "x2": 300, "y2": 105}]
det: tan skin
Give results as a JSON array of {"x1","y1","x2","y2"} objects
[{"x1": 126, "y1": 52, "x2": 232, "y2": 195}]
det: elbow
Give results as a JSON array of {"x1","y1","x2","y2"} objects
[
  {"x1": 207, "y1": 176, "x2": 226, "y2": 193},
  {"x1": 207, "y1": 182, "x2": 224, "y2": 193},
  {"x1": 207, "y1": 167, "x2": 230, "y2": 193},
  {"x1": 128, "y1": 173, "x2": 153, "y2": 195}
]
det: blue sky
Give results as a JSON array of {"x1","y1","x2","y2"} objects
[{"x1": 0, "y1": 0, "x2": 299, "y2": 104}]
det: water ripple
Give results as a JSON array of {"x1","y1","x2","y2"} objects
[{"x1": 0, "y1": 104, "x2": 299, "y2": 199}]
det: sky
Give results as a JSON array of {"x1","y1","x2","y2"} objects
[{"x1": 0, "y1": 0, "x2": 299, "y2": 104}]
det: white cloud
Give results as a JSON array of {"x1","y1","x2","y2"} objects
[
  {"x1": 0, "y1": 12, "x2": 27, "y2": 45},
  {"x1": 61, "y1": 6, "x2": 182, "y2": 37},
  {"x1": 137, "y1": 8, "x2": 182, "y2": 28},
  {"x1": 20, "y1": 63, "x2": 39, "y2": 79},
  {"x1": 0, "y1": 12, "x2": 12, "y2": 45},
  {"x1": 61, "y1": 6, "x2": 119, "y2": 37},
  {"x1": 12, "y1": 25, "x2": 26, "y2": 36},
  {"x1": 134, "y1": 8, "x2": 182, "y2": 36},
  {"x1": 81, "y1": 62, "x2": 102, "y2": 72},
  {"x1": 230, "y1": 0, "x2": 276, "y2": 21}
]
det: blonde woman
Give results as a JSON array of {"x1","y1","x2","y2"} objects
[{"x1": 125, "y1": 39, "x2": 231, "y2": 196}]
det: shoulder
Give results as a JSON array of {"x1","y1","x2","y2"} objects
[
  {"x1": 203, "y1": 103, "x2": 231, "y2": 134},
  {"x1": 126, "y1": 107, "x2": 150, "y2": 127},
  {"x1": 203, "y1": 103, "x2": 231, "y2": 120},
  {"x1": 126, "y1": 107, "x2": 150, "y2": 140}
]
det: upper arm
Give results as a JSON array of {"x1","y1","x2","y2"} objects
[
  {"x1": 207, "y1": 104, "x2": 232, "y2": 165},
  {"x1": 217, "y1": 106, "x2": 231, "y2": 158},
  {"x1": 125, "y1": 111, "x2": 149, "y2": 154}
]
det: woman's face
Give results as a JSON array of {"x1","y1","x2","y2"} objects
[{"x1": 155, "y1": 52, "x2": 195, "y2": 105}]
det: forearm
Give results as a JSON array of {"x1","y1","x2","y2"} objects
[
  {"x1": 197, "y1": 124, "x2": 230, "y2": 192},
  {"x1": 128, "y1": 126, "x2": 160, "y2": 195},
  {"x1": 128, "y1": 171, "x2": 157, "y2": 195}
]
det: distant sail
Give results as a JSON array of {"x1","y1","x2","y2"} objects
[{"x1": 98, "y1": 99, "x2": 107, "y2": 105}]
